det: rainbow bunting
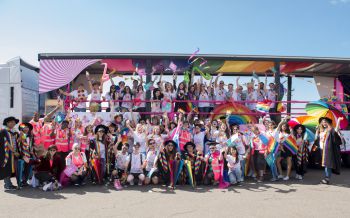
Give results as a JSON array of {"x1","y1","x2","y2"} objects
[
  {"x1": 283, "y1": 135, "x2": 298, "y2": 155},
  {"x1": 185, "y1": 160, "x2": 194, "y2": 187}
]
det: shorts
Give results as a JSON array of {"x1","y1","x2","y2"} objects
[
  {"x1": 117, "y1": 169, "x2": 126, "y2": 178},
  {"x1": 145, "y1": 170, "x2": 159, "y2": 178},
  {"x1": 281, "y1": 147, "x2": 293, "y2": 158}
]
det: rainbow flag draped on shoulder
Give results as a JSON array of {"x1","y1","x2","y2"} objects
[{"x1": 283, "y1": 135, "x2": 298, "y2": 155}]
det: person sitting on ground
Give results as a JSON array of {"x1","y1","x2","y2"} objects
[
  {"x1": 126, "y1": 143, "x2": 145, "y2": 186},
  {"x1": 65, "y1": 143, "x2": 88, "y2": 186}
]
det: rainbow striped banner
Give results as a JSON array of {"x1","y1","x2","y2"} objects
[{"x1": 283, "y1": 135, "x2": 298, "y2": 155}]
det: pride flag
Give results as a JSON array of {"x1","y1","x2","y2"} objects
[
  {"x1": 256, "y1": 101, "x2": 271, "y2": 113},
  {"x1": 120, "y1": 127, "x2": 129, "y2": 144},
  {"x1": 267, "y1": 137, "x2": 279, "y2": 154},
  {"x1": 283, "y1": 135, "x2": 298, "y2": 155}
]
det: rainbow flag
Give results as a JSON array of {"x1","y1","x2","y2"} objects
[
  {"x1": 185, "y1": 160, "x2": 194, "y2": 187},
  {"x1": 277, "y1": 102, "x2": 286, "y2": 112},
  {"x1": 256, "y1": 101, "x2": 271, "y2": 113},
  {"x1": 267, "y1": 137, "x2": 279, "y2": 154},
  {"x1": 258, "y1": 134, "x2": 269, "y2": 145},
  {"x1": 283, "y1": 135, "x2": 298, "y2": 155},
  {"x1": 120, "y1": 127, "x2": 129, "y2": 144}
]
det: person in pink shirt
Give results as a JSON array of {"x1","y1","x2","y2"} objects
[{"x1": 65, "y1": 143, "x2": 88, "y2": 186}]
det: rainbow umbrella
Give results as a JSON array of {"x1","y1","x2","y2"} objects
[
  {"x1": 305, "y1": 101, "x2": 348, "y2": 129},
  {"x1": 210, "y1": 102, "x2": 257, "y2": 125},
  {"x1": 91, "y1": 158, "x2": 101, "y2": 184},
  {"x1": 320, "y1": 96, "x2": 348, "y2": 119},
  {"x1": 288, "y1": 116, "x2": 318, "y2": 141}
]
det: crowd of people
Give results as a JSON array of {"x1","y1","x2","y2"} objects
[
  {"x1": 58, "y1": 71, "x2": 279, "y2": 121},
  {"x1": 0, "y1": 72, "x2": 344, "y2": 192},
  {"x1": 0, "y1": 99, "x2": 343, "y2": 192}
]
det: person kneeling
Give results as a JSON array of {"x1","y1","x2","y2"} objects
[
  {"x1": 223, "y1": 147, "x2": 242, "y2": 185},
  {"x1": 126, "y1": 143, "x2": 145, "y2": 186},
  {"x1": 143, "y1": 139, "x2": 159, "y2": 185},
  {"x1": 65, "y1": 143, "x2": 88, "y2": 186}
]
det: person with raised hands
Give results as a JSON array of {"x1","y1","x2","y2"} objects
[{"x1": 275, "y1": 116, "x2": 293, "y2": 181}]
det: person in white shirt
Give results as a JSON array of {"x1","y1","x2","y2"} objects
[
  {"x1": 229, "y1": 124, "x2": 247, "y2": 181},
  {"x1": 193, "y1": 124, "x2": 210, "y2": 154},
  {"x1": 126, "y1": 143, "x2": 145, "y2": 186},
  {"x1": 126, "y1": 120, "x2": 148, "y2": 155},
  {"x1": 59, "y1": 84, "x2": 88, "y2": 112},
  {"x1": 85, "y1": 72, "x2": 104, "y2": 112},
  {"x1": 198, "y1": 84, "x2": 211, "y2": 119},
  {"x1": 112, "y1": 142, "x2": 130, "y2": 185},
  {"x1": 214, "y1": 73, "x2": 227, "y2": 105},
  {"x1": 244, "y1": 82, "x2": 258, "y2": 111},
  {"x1": 222, "y1": 146, "x2": 242, "y2": 184},
  {"x1": 267, "y1": 83, "x2": 278, "y2": 122},
  {"x1": 143, "y1": 139, "x2": 159, "y2": 185}
]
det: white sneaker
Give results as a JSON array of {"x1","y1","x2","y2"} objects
[
  {"x1": 295, "y1": 174, "x2": 300, "y2": 179},
  {"x1": 278, "y1": 175, "x2": 284, "y2": 179},
  {"x1": 129, "y1": 181, "x2": 134, "y2": 186},
  {"x1": 270, "y1": 178, "x2": 277, "y2": 182},
  {"x1": 138, "y1": 181, "x2": 143, "y2": 186},
  {"x1": 297, "y1": 175, "x2": 303, "y2": 180},
  {"x1": 283, "y1": 176, "x2": 289, "y2": 181}
]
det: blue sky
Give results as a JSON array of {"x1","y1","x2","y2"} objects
[{"x1": 1, "y1": 0, "x2": 350, "y2": 103}]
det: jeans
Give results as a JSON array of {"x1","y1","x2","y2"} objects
[
  {"x1": 325, "y1": 167, "x2": 332, "y2": 178},
  {"x1": 239, "y1": 158, "x2": 245, "y2": 181},
  {"x1": 228, "y1": 168, "x2": 242, "y2": 184},
  {"x1": 270, "y1": 162, "x2": 279, "y2": 179},
  {"x1": 74, "y1": 107, "x2": 86, "y2": 112},
  {"x1": 4, "y1": 177, "x2": 13, "y2": 188}
]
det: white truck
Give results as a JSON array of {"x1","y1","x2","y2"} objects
[{"x1": 0, "y1": 57, "x2": 39, "y2": 123}]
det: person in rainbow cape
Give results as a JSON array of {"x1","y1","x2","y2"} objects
[
  {"x1": 290, "y1": 124, "x2": 309, "y2": 180},
  {"x1": 181, "y1": 142, "x2": 204, "y2": 186},
  {"x1": 157, "y1": 140, "x2": 181, "y2": 188},
  {"x1": 314, "y1": 117, "x2": 342, "y2": 185},
  {"x1": 89, "y1": 125, "x2": 109, "y2": 185},
  {"x1": 0, "y1": 116, "x2": 20, "y2": 191}
]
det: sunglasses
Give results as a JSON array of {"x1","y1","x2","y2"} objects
[{"x1": 149, "y1": 142, "x2": 155, "y2": 145}]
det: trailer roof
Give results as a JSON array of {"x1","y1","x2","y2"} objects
[{"x1": 38, "y1": 53, "x2": 350, "y2": 77}]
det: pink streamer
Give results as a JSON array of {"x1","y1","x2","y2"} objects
[
  {"x1": 188, "y1": 48, "x2": 200, "y2": 64},
  {"x1": 101, "y1": 63, "x2": 109, "y2": 83}
]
